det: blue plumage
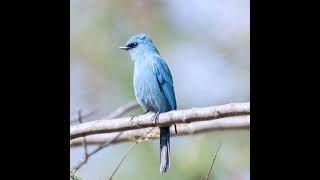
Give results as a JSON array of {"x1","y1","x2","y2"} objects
[{"x1": 120, "y1": 33, "x2": 176, "y2": 174}]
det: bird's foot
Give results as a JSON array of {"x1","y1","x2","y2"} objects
[
  {"x1": 130, "y1": 110, "x2": 150, "y2": 122},
  {"x1": 152, "y1": 111, "x2": 160, "y2": 125},
  {"x1": 142, "y1": 110, "x2": 150, "y2": 115},
  {"x1": 130, "y1": 114, "x2": 139, "y2": 122},
  {"x1": 174, "y1": 125, "x2": 178, "y2": 134}
]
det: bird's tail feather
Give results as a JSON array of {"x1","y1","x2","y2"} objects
[{"x1": 160, "y1": 127, "x2": 170, "y2": 174}]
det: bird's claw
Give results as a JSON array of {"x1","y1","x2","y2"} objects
[
  {"x1": 130, "y1": 114, "x2": 139, "y2": 122},
  {"x1": 152, "y1": 112, "x2": 160, "y2": 125},
  {"x1": 142, "y1": 110, "x2": 150, "y2": 115},
  {"x1": 130, "y1": 110, "x2": 150, "y2": 122}
]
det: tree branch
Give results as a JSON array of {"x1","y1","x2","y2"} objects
[
  {"x1": 70, "y1": 102, "x2": 250, "y2": 140},
  {"x1": 70, "y1": 115, "x2": 250, "y2": 147},
  {"x1": 70, "y1": 101, "x2": 140, "y2": 172}
]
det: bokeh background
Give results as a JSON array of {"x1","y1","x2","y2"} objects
[{"x1": 70, "y1": 0, "x2": 250, "y2": 179}]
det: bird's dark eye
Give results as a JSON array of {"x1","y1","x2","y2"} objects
[{"x1": 127, "y1": 42, "x2": 138, "y2": 49}]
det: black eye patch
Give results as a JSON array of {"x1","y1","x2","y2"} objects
[{"x1": 127, "y1": 42, "x2": 138, "y2": 48}]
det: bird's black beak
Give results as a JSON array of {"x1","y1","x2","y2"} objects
[{"x1": 119, "y1": 46, "x2": 130, "y2": 50}]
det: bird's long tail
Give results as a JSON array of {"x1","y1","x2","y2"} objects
[{"x1": 160, "y1": 127, "x2": 170, "y2": 174}]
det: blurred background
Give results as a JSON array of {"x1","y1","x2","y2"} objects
[{"x1": 70, "y1": 0, "x2": 250, "y2": 179}]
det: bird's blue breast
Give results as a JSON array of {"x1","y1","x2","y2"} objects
[{"x1": 133, "y1": 54, "x2": 176, "y2": 113}]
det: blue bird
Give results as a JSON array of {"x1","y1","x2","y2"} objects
[{"x1": 120, "y1": 33, "x2": 176, "y2": 174}]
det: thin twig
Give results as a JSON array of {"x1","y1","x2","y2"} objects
[
  {"x1": 108, "y1": 127, "x2": 155, "y2": 180},
  {"x1": 70, "y1": 170, "x2": 81, "y2": 180},
  {"x1": 204, "y1": 142, "x2": 222, "y2": 180},
  {"x1": 108, "y1": 142, "x2": 137, "y2": 180},
  {"x1": 71, "y1": 101, "x2": 140, "y2": 172},
  {"x1": 79, "y1": 110, "x2": 88, "y2": 159},
  {"x1": 72, "y1": 133, "x2": 123, "y2": 172},
  {"x1": 88, "y1": 133, "x2": 123, "y2": 156},
  {"x1": 70, "y1": 101, "x2": 139, "y2": 125},
  {"x1": 72, "y1": 109, "x2": 89, "y2": 171},
  {"x1": 70, "y1": 108, "x2": 97, "y2": 125},
  {"x1": 105, "y1": 101, "x2": 140, "y2": 119}
]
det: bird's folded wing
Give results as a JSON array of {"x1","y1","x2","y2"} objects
[{"x1": 152, "y1": 56, "x2": 177, "y2": 110}]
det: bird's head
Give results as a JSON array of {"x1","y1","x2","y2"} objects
[{"x1": 120, "y1": 33, "x2": 159, "y2": 61}]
